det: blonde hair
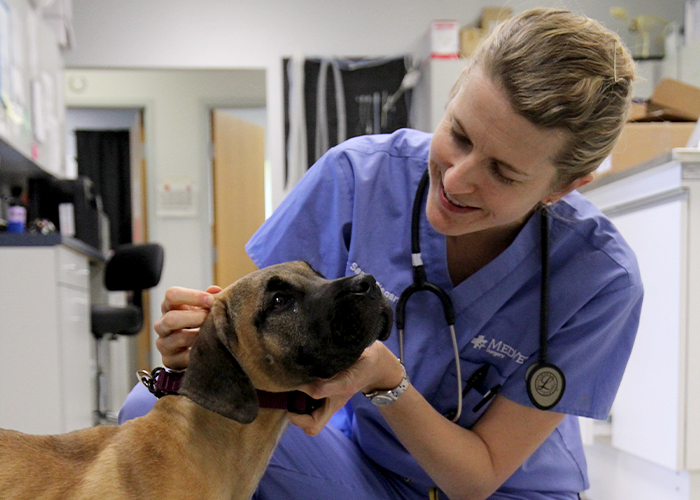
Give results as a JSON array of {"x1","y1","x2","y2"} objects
[{"x1": 454, "y1": 8, "x2": 635, "y2": 186}]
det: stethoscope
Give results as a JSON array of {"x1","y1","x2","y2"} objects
[{"x1": 395, "y1": 169, "x2": 566, "y2": 423}]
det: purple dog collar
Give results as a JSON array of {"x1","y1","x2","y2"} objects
[{"x1": 138, "y1": 367, "x2": 324, "y2": 415}]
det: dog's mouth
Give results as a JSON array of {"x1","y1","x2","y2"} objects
[
  {"x1": 259, "y1": 269, "x2": 395, "y2": 383},
  {"x1": 377, "y1": 308, "x2": 392, "y2": 342},
  {"x1": 303, "y1": 282, "x2": 392, "y2": 380},
  {"x1": 332, "y1": 274, "x2": 393, "y2": 345}
]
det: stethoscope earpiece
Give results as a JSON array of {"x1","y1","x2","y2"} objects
[{"x1": 526, "y1": 362, "x2": 566, "y2": 411}]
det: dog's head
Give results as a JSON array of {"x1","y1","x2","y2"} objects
[{"x1": 179, "y1": 261, "x2": 393, "y2": 423}]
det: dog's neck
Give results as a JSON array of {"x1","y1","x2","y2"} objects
[
  {"x1": 142, "y1": 368, "x2": 323, "y2": 416},
  {"x1": 144, "y1": 396, "x2": 291, "y2": 499},
  {"x1": 139, "y1": 368, "x2": 312, "y2": 498}
]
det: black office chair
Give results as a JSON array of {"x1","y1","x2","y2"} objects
[{"x1": 91, "y1": 243, "x2": 164, "y2": 425}]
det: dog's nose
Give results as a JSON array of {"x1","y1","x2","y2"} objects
[{"x1": 341, "y1": 273, "x2": 376, "y2": 296}]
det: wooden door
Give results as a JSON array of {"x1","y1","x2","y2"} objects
[
  {"x1": 211, "y1": 111, "x2": 265, "y2": 288},
  {"x1": 130, "y1": 110, "x2": 152, "y2": 373}
]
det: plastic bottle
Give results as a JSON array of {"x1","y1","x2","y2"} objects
[{"x1": 7, "y1": 186, "x2": 27, "y2": 233}]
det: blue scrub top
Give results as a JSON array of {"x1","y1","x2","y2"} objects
[{"x1": 246, "y1": 128, "x2": 643, "y2": 496}]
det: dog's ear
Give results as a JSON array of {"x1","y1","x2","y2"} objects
[{"x1": 179, "y1": 299, "x2": 259, "y2": 423}]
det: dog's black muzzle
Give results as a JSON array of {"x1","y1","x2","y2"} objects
[
  {"x1": 330, "y1": 273, "x2": 392, "y2": 339},
  {"x1": 302, "y1": 273, "x2": 393, "y2": 379}
]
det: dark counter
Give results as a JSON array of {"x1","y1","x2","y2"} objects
[{"x1": 0, "y1": 233, "x2": 106, "y2": 261}]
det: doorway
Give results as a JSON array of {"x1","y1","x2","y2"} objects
[
  {"x1": 210, "y1": 109, "x2": 266, "y2": 287},
  {"x1": 66, "y1": 106, "x2": 150, "y2": 411},
  {"x1": 64, "y1": 67, "x2": 267, "y2": 372}
]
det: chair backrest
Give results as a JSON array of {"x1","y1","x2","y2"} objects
[{"x1": 105, "y1": 243, "x2": 164, "y2": 292}]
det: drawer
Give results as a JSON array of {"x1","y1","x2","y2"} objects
[
  {"x1": 56, "y1": 246, "x2": 90, "y2": 289},
  {"x1": 58, "y1": 286, "x2": 93, "y2": 432}
]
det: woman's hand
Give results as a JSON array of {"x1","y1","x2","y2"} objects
[
  {"x1": 154, "y1": 285, "x2": 222, "y2": 370},
  {"x1": 288, "y1": 340, "x2": 404, "y2": 436}
]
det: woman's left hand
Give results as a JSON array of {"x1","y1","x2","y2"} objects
[{"x1": 288, "y1": 340, "x2": 404, "y2": 436}]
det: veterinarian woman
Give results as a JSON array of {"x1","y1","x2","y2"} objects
[{"x1": 121, "y1": 8, "x2": 643, "y2": 499}]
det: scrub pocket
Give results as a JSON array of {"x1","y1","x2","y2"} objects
[{"x1": 433, "y1": 360, "x2": 505, "y2": 429}]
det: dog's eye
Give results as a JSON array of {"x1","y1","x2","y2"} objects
[{"x1": 271, "y1": 292, "x2": 293, "y2": 310}]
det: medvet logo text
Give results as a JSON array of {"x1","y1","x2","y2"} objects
[{"x1": 470, "y1": 335, "x2": 529, "y2": 364}]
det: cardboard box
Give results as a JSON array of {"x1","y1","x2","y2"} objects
[
  {"x1": 480, "y1": 6, "x2": 512, "y2": 30},
  {"x1": 602, "y1": 122, "x2": 696, "y2": 175},
  {"x1": 595, "y1": 78, "x2": 700, "y2": 178},
  {"x1": 627, "y1": 101, "x2": 650, "y2": 122},
  {"x1": 460, "y1": 26, "x2": 485, "y2": 57},
  {"x1": 649, "y1": 78, "x2": 700, "y2": 121},
  {"x1": 630, "y1": 79, "x2": 700, "y2": 122}
]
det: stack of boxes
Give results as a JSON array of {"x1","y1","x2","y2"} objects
[
  {"x1": 428, "y1": 6, "x2": 513, "y2": 60},
  {"x1": 599, "y1": 78, "x2": 700, "y2": 177},
  {"x1": 460, "y1": 7, "x2": 513, "y2": 57},
  {"x1": 426, "y1": 6, "x2": 700, "y2": 179}
]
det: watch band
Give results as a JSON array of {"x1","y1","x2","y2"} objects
[{"x1": 364, "y1": 360, "x2": 410, "y2": 407}]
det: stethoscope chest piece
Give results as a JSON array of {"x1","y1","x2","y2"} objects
[
  {"x1": 523, "y1": 205, "x2": 566, "y2": 412},
  {"x1": 525, "y1": 362, "x2": 566, "y2": 411}
]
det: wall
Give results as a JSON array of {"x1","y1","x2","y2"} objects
[
  {"x1": 64, "y1": 68, "x2": 266, "y2": 366},
  {"x1": 61, "y1": 0, "x2": 688, "y2": 367},
  {"x1": 64, "y1": 0, "x2": 686, "y2": 210}
]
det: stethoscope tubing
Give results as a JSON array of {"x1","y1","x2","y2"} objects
[
  {"x1": 396, "y1": 169, "x2": 462, "y2": 422},
  {"x1": 395, "y1": 168, "x2": 564, "y2": 422},
  {"x1": 539, "y1": 204, "x2": 550, "y2": 365}
]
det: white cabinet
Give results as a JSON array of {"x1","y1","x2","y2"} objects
[
  {"x1": 0, "y1": 0, "x2": 67, "y2": 178},
  {"x1": 0, "y1": 243, "x2": 93, "y2": 434},
  {"x1": 581, "y1": 150, "x2": 700, "y2": 499},
  {"x1": 411, "y1": 58, "x2": 467, "y2": 132}
]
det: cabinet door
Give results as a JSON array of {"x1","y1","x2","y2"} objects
[
  {"x1": 0, "y1": 247, "x2": 63, "y2": 434},
  {"x1": 57, "y1": 246, "x2": 90, "y2": 289},
  {"x1": 610, "y1": 199, "x2": 685, "y2": 470},
  {"x1": 58, "y1": 285, "x2": 93, "y2": 431}
]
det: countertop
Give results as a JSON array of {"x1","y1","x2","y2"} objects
[{"x1": 0, "y1": 233, "x2": 106, "y2": 261}]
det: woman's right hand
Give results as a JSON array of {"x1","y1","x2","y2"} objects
[{"x1": 154, "y1": 285, "x2": 222, "y2": 370}]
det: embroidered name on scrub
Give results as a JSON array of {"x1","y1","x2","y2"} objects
[
  {"x1": 470, "y1": 335, "x2": 529, "y2": 364},
  {"x1": 349, "y1": 262, "x2": 400, "y2": 303}
]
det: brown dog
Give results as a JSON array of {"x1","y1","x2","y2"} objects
[{"x1": 0, "y1": 261, "x2": 392, "y2": 500}]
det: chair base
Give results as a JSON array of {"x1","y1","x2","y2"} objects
[
  {"x1": 93, "y1": 410, "x2": 118, "y2": 426},
  {"x1": 93, "y1": 336, "x2": 121, "y2": 427}
]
